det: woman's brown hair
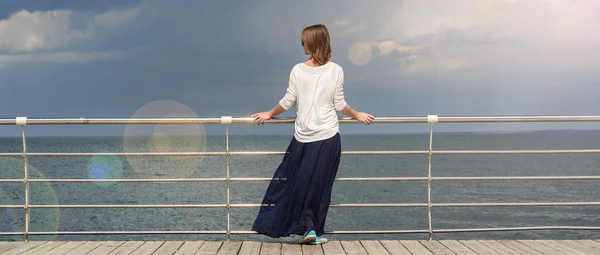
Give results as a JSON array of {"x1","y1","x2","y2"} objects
[{"x1": 301, "y1": 24, "x2": 332, "y2": 66}]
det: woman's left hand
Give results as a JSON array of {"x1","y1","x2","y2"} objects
[{"x1": 251, "y1": 111, "x2": 272, "y2": 125}]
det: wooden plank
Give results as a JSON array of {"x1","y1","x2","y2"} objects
[
  {"x1": 459, "y1": 240, "x2": 501, "y2": 255},
  {"x1": 64, "y1": 241, "x2": 105, "y2": 255},
  {"x1": 174, "y1": 241, "x2": 205, "y2": 255},
  {"x1": 86, "y1": 241, "x2": 125, "y2": 255},
  {"x1": 0, "y1": 243, "x2": 23, "y2": 254},
  {"x1": 477, "y1": 240, "x2": 520, "y2": 255},
  {"x1": 536, "y1": 240, "x2": 588, "y2": 255},
  {"x1": 8, "y1": 240, "x2": 600, "y2": 255},
  {"x1": 259, "y1": 242, "x2": 281, "y2": 255},
  {"x1": 238, "y1": 242, "x2": 261, "y2": 255},
  {"x1": 152, "y1": 241, "x2": 185, "y2": 255},
  {"x1": 128, "y1": 241, "x2": 164, "y2": 255},
  {"x1": 556, "y1": 240, "x2": 599, "y2": 255},
  {"x1": 418, "y1": 240, "x2": 454, "y2": 255},
  {"x1": 196, "y1": 242, "x2": 223, "y2": 255},
  {"x1": 340, "y1": 241, "x2": 368, "y2": 255},
  {"x1": 21, "y1": 242, "x2": 67, "y2": 255},
  {"x1": 517, "y1": 240, "x2": 562, "y2": 255},
  {"x1": 281, "y1": 243, "x2": 301, "y2": 255},
  {"x1": 437, "y1": 240, "x2": 478, "y2": 255},
  {"x1": 45, "y1": 241, "x2": 86, "y2": 255},
  {"x1": 496, "y1": 240, "x2": 543, "y2": 255},
  {"x1": 321, "y1": 241, "x2": 346, "y2": 255},
  {"x1": 216, "y1": 242, "x2": 242, "y2": 255},
  {"x1": 379, "y1": 241, "x2": 411, "y2": 255},
  {"x1": 360, "y1": 241, "x2": 390, "y2": 255},
  {"x1": 574, "y1": 240, "x2": 600, "y2": 253},
  {"x1": 107, "y1": 241, "x2": 145, "y2": 255},
  {"x1": 0, "y1": 241, "x2": 46, "y2": 255},
  {"x1": 399, "y1": 241, "x2": 434, "y2": 255},
  {"x1": 302, "y1": 243, "x2": 324, "y2": 255}
]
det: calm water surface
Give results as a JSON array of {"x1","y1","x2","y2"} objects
[{"x1": 1, "y1": 132, "x2": 599, "y2": 241}]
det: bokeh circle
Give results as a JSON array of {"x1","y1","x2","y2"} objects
[
  {"x1": 87, "y1": 155, "x2": 123, "y2": 187},
  {"x1": 348, "y1": 42, "x2": 373, "y2": 66},
  {"x1": 123, "y1": 100, "x2": 207, "y2": 179}
]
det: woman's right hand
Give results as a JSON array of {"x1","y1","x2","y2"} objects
[
  {"x1": 251, "y1": 111, "x2": 272, "y2": 125},
  {"x1": 355, "y1": 112, "x2": 375, "y2": 125}
]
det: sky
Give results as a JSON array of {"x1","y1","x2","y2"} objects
[{"x1": 1, "y1": 0, "x2": 600, "y2": 136}]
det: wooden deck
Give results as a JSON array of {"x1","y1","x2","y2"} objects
[{"x1": 1, "y1": 240, "x2": 599, "y2": 254}]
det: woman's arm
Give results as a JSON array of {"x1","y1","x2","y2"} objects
[{"x1": 340, "y1": 104, "x2": 375, "y2": 125}]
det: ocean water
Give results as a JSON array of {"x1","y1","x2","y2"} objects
[{"x1": 1, "y1": 132, "x2": 599, "y2": 242}]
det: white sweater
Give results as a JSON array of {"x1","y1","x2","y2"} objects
[{"x1": 278, "y1": 61, "x2": 347, "y2": 143}]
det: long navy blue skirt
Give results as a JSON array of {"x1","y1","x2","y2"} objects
[{"x1": 251, "y1": 132, "x2": 341, "y2": 238}]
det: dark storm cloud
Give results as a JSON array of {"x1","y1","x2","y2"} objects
[{"x1": 1, "y1": 0, "x2": 600, "y2": 136}]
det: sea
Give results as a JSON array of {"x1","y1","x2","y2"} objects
[{"x1": 1, "y1": 132, "x2": 599, "y2": 242}]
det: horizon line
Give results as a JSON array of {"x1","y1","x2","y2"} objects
[{"x1": 2, "y1": 128, "x2": 600, "y2": 138}]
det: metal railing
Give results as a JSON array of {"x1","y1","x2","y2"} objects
[{"x1": 1, "y1": 115, "x2": 600, "y2": 241}]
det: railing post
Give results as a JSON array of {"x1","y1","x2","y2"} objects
[
  {"x1": 426, "y1": 115, "x2": 438, "y2": 241},
  {"x1": 222, "y1": 116, "x2": 233, "y2": 241},
  {"x1": 17, "y1": 117, "x2": 30, "y2": 242}
]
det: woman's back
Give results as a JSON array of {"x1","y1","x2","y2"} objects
[{"x1": 281, "y1": 61, "x2": 347, "y2": 143}]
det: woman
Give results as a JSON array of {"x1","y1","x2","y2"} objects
[{"x1": 250, "y1": 24, "x2": 375, "y2": 245}]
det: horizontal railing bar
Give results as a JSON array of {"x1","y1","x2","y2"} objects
[
  {"x1": 434, "y1": 202, "x2": 600, "y2": 207},
  {"x1": 3, "y1": 115, "x2": 600, "y2": 125},
  {"x1": 3, "y1": 149, "x2": 600, "y2": 158},
  {"x1": 435, "y1": 149, "x2": 600, "y2": 154},
  {"x1": 8, "y1": 204, "x2": 231, "y2": 209},
  {"x1": 2, "y1": 226, "x2": 599, "y2": 236},
  {"x1": 342, "y1": 151, "x2": 428, "y2": 155},
  {"x1": 235, "y1": 230, "x2": 431, "y2": 234},
  {"x1": 330, "y1": 203, "x2": 428, "y2": 208},
  {"x1": 0, "y1": 231, "x2": 228, "y2": 236},
  {"x1": 2, "y1": 176, "x2": 599, "y2": 183},
  {"x1": 432, "y1": 226, "x2": 600, "y2": 233},
  {"x1": 4, "y1": 202, "x2": 597, "y2": 209},
  {"x1": 0, "y1": 178, "x2": 228, "y2": 183},
  {"x1": 0, "y1": 177, "x2": 430, "y2": 183},
  {"x1": 433, "y1": 176, "x2": 600, "y2": 181},
  {"x1": 0, "y1": 117, "x2": 424, "y2": 125},
  {"x1": 0, "y1": 232, "x2": 24, "y2": 236},
  {"x1": 0, "y1": 152, "x2": 276, "y2": 157},
  {"x1": 0, "y1": 151, "x2": 427, "y2": 157},
  {"x1": 440, "y1": 116, "x2": 600, "y2": 123},
  {"x1": 0, "y1": 203, "x2": 425, "y2": 209}
]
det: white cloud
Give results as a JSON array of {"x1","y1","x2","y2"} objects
[
  {"x1": 0, "y1": 10, "x2": 90, "y2": 53},
  {"x1": 340, "y1": 0, "x2": 600, "y2": 75},
  {"x1": 0, "y1": 5, "x2": 140, "y2": 68}
]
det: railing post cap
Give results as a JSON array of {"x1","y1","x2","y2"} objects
[
  {"x1": 221, "y1": 116, "x2": 232, "y2": 124},
  {"x1": 16, "y1": 117, "x2": 27, "y2": 126},
  {"x1": 427, "y1": 115, "x2": 439, "y2": 124}
]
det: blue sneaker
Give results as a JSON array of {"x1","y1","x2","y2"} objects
[
  {"x1": 309, "y1": 237, "x2": 328, "y2": 245},
  {"x1": 298, "y1": 230, "x2": 317, "y2": 244}
]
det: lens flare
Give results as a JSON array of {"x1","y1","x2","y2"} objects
[
  {"x1": 123, "y1": 100, "x2": 207, "y2": 179},
  {"x1": 87, "y1": 155, "x2": 123, "y2": 187},
  {"x1": 0, "y1": 157, "x2": 60, "y2": 241},
  {"x1": 348, "y1": 42, "x2": 373, "y2": 66}
]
